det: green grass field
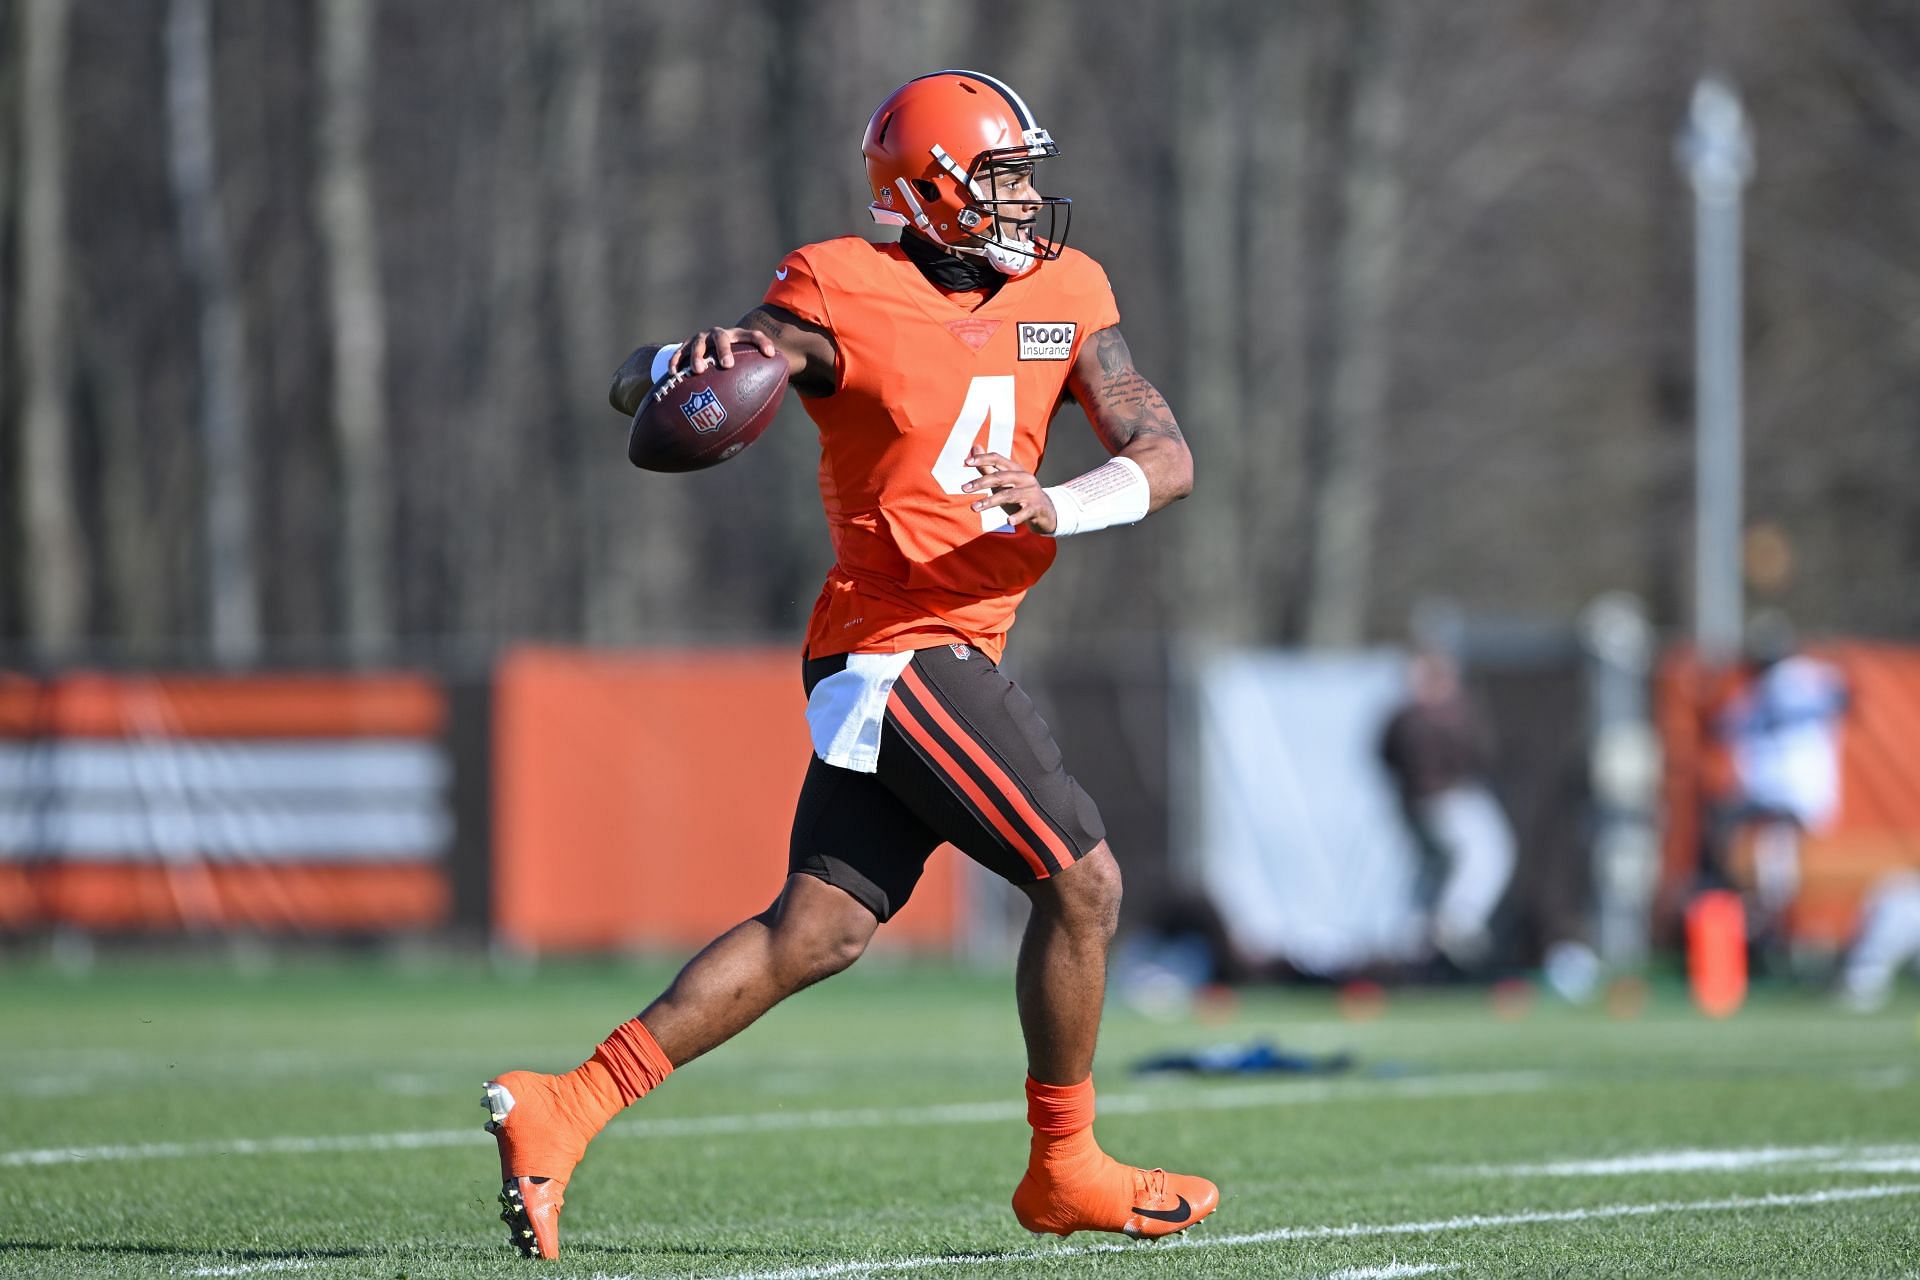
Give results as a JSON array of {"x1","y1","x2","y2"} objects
[{"x1": 3, "y1": 956, "x2": 1917, "y2": 1279}]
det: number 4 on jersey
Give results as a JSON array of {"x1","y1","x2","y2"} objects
[{"x1": 931, "y1": 375, "x2": 1018, "y2": 534}]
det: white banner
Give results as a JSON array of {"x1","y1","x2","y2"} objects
[{"x1": 1194, "y1": 651, "x2": 1426, "y2": 973}]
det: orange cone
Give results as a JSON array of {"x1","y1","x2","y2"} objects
[{"x1": 1687, "y1": 890, "x2": 1748, "y2": 1018}]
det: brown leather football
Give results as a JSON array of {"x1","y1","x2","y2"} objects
[{"x1": 628, "y1": 344, "x2": 789, "y2": 473}]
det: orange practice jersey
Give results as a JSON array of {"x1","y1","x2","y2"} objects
[{"x1": 763, "y1": 237, "x2": 1120, "y2": 662}]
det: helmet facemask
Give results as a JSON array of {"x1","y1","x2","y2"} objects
[{"x1": 883, "y1": 128, "x2": 1072, "y2": 278}]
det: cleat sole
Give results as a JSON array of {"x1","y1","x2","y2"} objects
[{"x1": 498, "y1": 1182, "x2": 537, "y2": 1258}]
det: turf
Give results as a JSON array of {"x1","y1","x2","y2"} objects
[{"x1": 2, "y1": 955, "x2": 1917, "y2": 1279}]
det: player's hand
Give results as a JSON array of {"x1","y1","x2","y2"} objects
[
  {"x1": 675, "y1": 326, "x2": 779, "y2": 374},
  {"x1": 962, "y1": 449, "x2": 1057, "y2": 534}
]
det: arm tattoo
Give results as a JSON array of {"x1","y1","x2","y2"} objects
[
  {"x1": 1088, "y1": 328, "x2": 1186, "y2": 452},
  {"x1": 750, "y1": 303, "x2": 838, "y2": 396},
  {"x1": 741, "y1": 307, "x2": 789, "y2": 342}
]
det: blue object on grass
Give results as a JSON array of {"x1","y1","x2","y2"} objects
[{"x1": 1132, "y1": 1040, "x2": 1356, "y2": 1076}]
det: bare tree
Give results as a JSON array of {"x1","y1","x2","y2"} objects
[
  {"x1": 1303, "y1": 0, "x2": 1410, "y2": 649},
  {"x1": 538, "y1": 0, "x2": 630, "y2": 644},
  {"x1": 0, "y1": 0, "x2": 14, "y2": 637},
  {"x1": 464, "y1": 7, "x2": 547, "y2": 639},
  {"x1": 1241, "y1": 9, "x2": 1319, "y2": 639},
  {"x1": 166, "y1": 0, "x2": 259, "y2": 664},
  {"x1": 316, "y1": 0, "x2": 393, "y2": 663},
  {"x1": 18, "y1": 0, "x2": 87, "y2": 655},
  {"x1": 1172, "y1": 0, "x2": 1253, "y2": 640}
]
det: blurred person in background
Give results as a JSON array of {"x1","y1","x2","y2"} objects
[
  {"x1": 1379, "y1": 650, "x2": 1517, "y2": 973},
  {"x1": 1839, "y1": 871, "x2": 1920, "y2": 1011},
  {"x1": 1706, "y1": 612, "x2": 1849, "y2": 963},
  {"x1": 478, "y1": 70, "x2": 1214, "y2": 1259}
]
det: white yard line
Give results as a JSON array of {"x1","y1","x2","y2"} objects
[
  {"x1": 159, "y1": 1184, "x2": 1920, "y2": 1279},
  {"x1": 0, "y1": 1069, "x2": 1551, "y2": 1168},
  {"x1": 668, "y1": 1184, "x2": 1920, "y2": 1280},
  {"x1": 1461, "y1": 1142, "x2": 1920, "y2": 1179}
]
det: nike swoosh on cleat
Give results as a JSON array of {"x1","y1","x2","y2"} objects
[{"x1": 1130, "y1": 1195, "x2": 1192, "y2": 1223}]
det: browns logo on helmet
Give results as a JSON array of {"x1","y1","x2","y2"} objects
[{"x1": 861, "y1": 70, "x2": 1072, "y2": 279}]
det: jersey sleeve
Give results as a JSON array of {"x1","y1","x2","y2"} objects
[
  {"x1": 1061, "y1": 252, "x2": 1120, "y2": 364},
  {"x1": 1079, "y1": 256, "x2": 1121, "y2": 334},
  {"x1": 761, "y1": 248, "x2": 833, "y2": 330}
]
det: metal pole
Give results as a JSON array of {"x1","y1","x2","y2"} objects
[
  {"x1": 1680, "y1": 79, "x2": 1753, "y2": 667},
  {"x1": 1583, "y1": 592, "x2": 1659, "y2": 971}
]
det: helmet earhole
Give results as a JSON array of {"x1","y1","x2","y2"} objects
[{"x1": 912, "y1": 179, "x2": 941, "y2": 203}]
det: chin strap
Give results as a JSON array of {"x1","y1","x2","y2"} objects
[
  {"x1": 982, "y1": 239, "x2": 1039, "y2": 278},
  {"x1": 1043, "y1": 457, "x2": 1152, "y2": 537}
]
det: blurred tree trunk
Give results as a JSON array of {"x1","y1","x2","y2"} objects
[
  {"x1": 542, "y1": 0, "x2": 624, "y2": 644},
  {"x1": 1172, "y1": 0, "x2": 1250, "y2": 640},
  {"x1": 0, "y1": 0, "x2": 14, "y2": 638},
  {"x1": 1303, "y1": 0, "x2": 1408, "y2": 648},
  {"x1": 166, "y1": 0, "x2": 259, "y2": 664},
  {"x1": 0, "y1": 0, "x2": 10, "y2": 442},
  {"x1": 1243, "y1": 10, "x2": 1318, "y2": 641},
  {"x1": 19, "y1": 0, "x2": 88, "y2": 655},
  {"x1": 607, "y1": 12, "x2": 701, "y2": 643},
  {"x1": 316, "y1": 0, "x2": 392, "y2": 664},
  {"x1": 462, "y1": 9, "x2": 543, "y2": 640}
]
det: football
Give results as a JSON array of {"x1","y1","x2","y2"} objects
[{"x1": 628, "y1": 344, "x2": 789, "y2": 473}]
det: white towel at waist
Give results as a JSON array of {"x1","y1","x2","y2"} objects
[{"x1": 805, "y1": 651, "x2": 916, "y2": 773}]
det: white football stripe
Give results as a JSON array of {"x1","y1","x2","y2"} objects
[
  {"x1": 686, "y1": 1185, "x2": 1920, "y2": 1280},
  {"x1": 1464, "y1": 1142, "x2": 1920, "y2": 1178},
  {"x1": 1, "y1": 1069, "x2": 1551, "y2": 1167}
]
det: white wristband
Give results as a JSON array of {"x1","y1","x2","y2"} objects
[
  {"x1": 649, "y1": 343, "x2": 682, "y2": 383},
  {"x1": 1042, "y1": 456, "x2": 1152, "y2": 537}
]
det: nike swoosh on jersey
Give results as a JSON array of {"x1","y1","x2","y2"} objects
[
  {"x1": 1129, "y1": 1196, "x2": 1193, "y2": 1223},
  {"x1": 775, "y1": 267, "x2": 790, "y2": 280}
]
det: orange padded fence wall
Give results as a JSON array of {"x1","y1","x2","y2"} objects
[
  {"x1": 1657, "y1": 643, "x2": 1920, "y2": 946},
  {"x1": 491, "y1": 648, "x2": 967, "y2": 953},
  {"x1": 0, "y1": 672, "x2": 450, "y2": 932}
]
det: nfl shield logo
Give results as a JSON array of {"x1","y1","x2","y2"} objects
[{"x1": 682, "y1": 388, "x2": 728, "y2": 434}]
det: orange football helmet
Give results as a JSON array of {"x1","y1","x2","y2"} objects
[{"x1": 861, "y1": 70, "x2": 1071, "y2": 277}]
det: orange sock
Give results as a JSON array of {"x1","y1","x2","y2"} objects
[
  {"x1": 1027, "y1": 1074, "x2": 1097, "y2": 1145},
  {"x1": 563, "y1": 1016, "x2": 674, "y2": 1131},
  {"x1": 496, "y1": 1018, "x2": 673, "y2": 1181},
  {"x1": 1014, "y1": 1075, "x2": 1133, "y2": 1230}
]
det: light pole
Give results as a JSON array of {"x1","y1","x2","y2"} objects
[{"x1": 1680, "y1": 78, "x2": 1754, "y2": 668}]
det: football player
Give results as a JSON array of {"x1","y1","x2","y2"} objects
[{"x1": 484, "y1": 70, "x2": 1215, "y2": 1259}]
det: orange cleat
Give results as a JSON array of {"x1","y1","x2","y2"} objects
[
  {"x1": 1013, "y1": 1138, "x2": 1219, "y2": 1239},
  {"x1": 483, "y1": 1073, "x2": 590, "y2": 1259}
]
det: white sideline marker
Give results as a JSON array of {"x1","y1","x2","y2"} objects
[
  {"x1": 1460, "y1": 1142, "x2": 1920, "y2": 1179},
  {"x1": 0, "y1": 1069, "x2": 1552, "y2": 1168},
  {"x1": 159, "y1": 1187, "x2": 1918, "y2": 1279},
  {"x1": 674, "y1": 1184, "x2": 1920, "y2": 1280}
]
